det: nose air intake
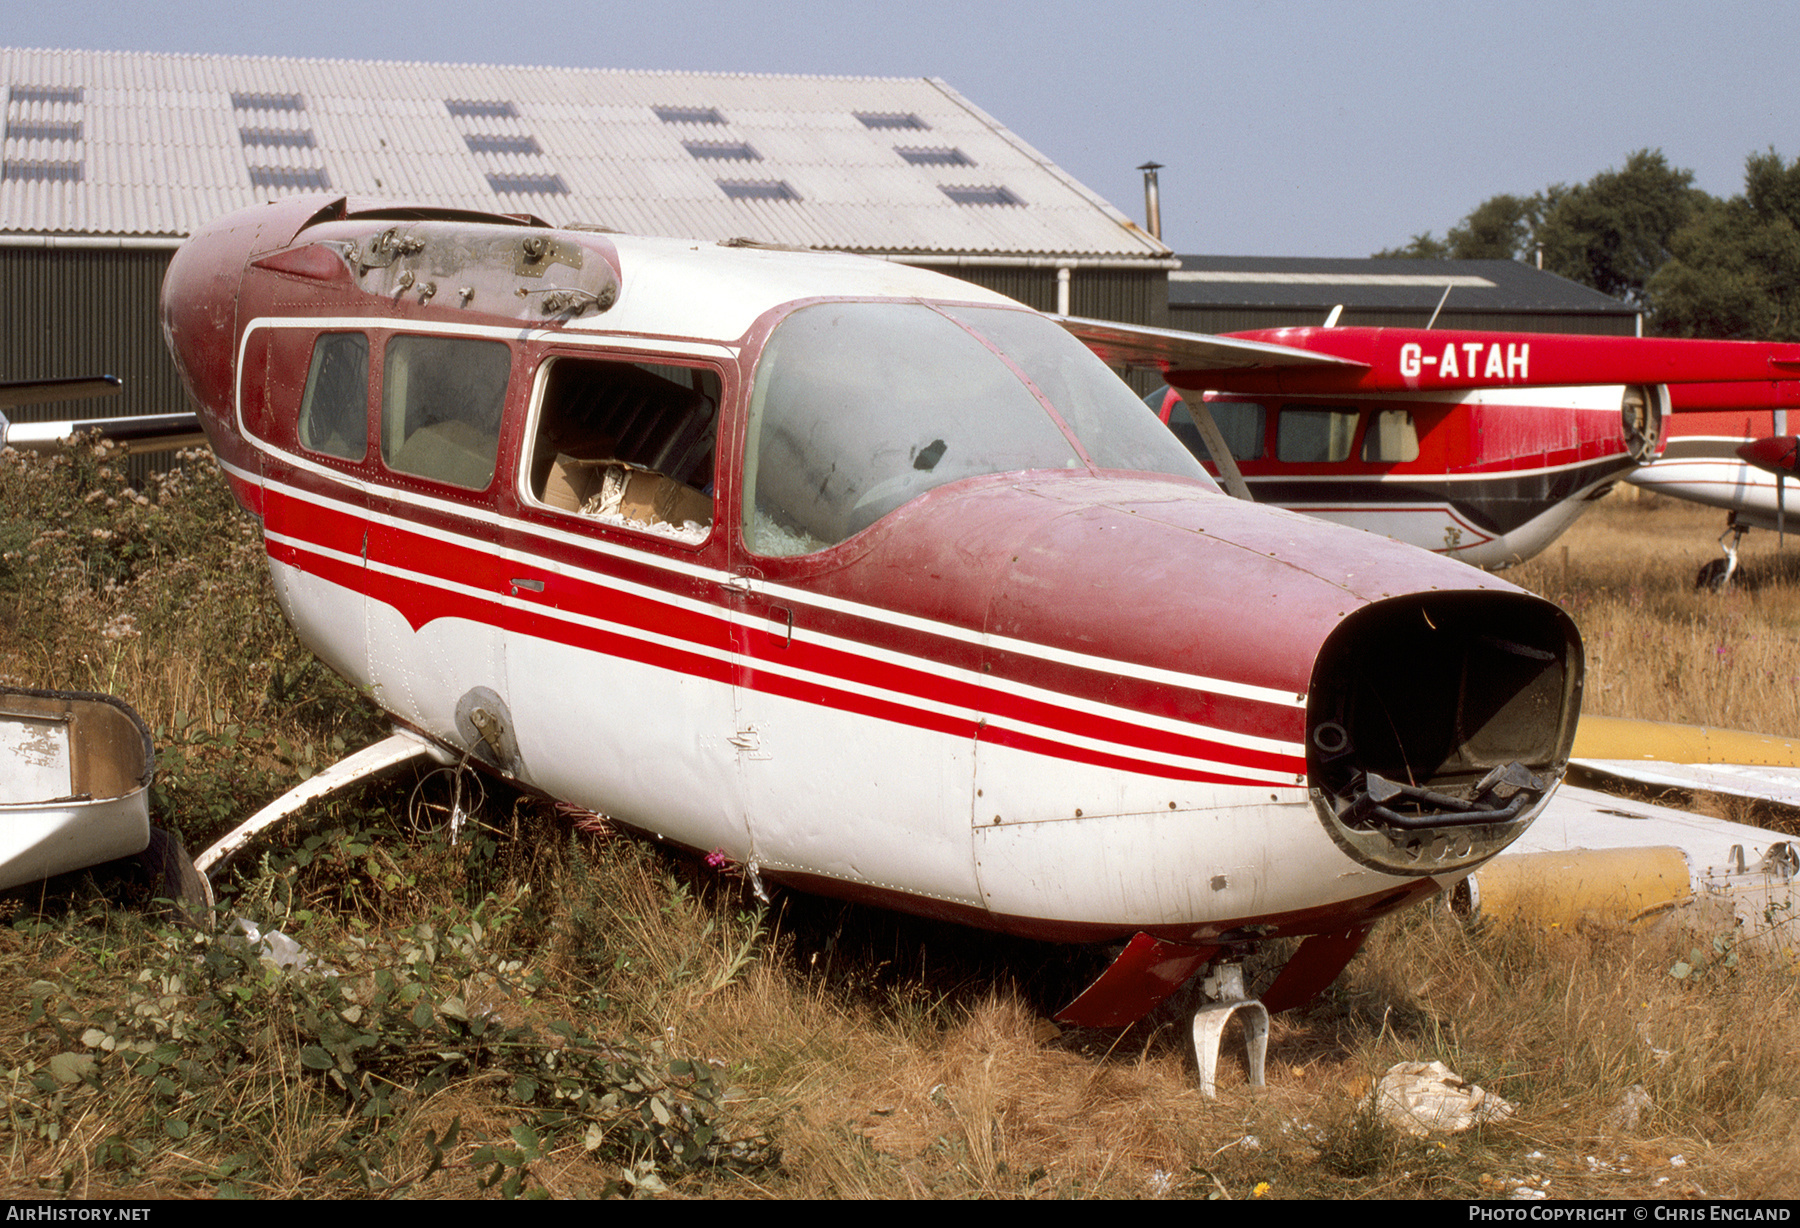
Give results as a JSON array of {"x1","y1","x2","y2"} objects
[{"x1": 1306, "y1": 593, "x2": 1582, "y2": 876}]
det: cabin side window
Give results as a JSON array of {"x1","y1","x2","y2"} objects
[
  {"x1": 1140, "y1": 389, "x2": 1266, "y2": 464},
  {"x1": 1276, "y1": 405, "x2": 1359, "y2": 463},
  {"x1": 524, "y1": 357, "x2": 717, "y2": 540},
  {"x1": 381, "y1": 335, "x2": 511, "y2": 490},
  {"x1": 297, "y1": 332, "x2": 369, "y2": 460},
  {"x1": 1362, "y1": 409, "x2": 1421, "y2": 463},
  {"x1": 1185, "y1": 398, "x2": 1266, "y2": 462}
]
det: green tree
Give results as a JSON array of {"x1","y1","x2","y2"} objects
[
  {"x1": 1378, "y1": 151, "x2": 1709, "y2": 307},
  {"x1": 1374, "y1": 231, "x2": 1450, "y2": 259},
  {"x1": 1649, "y1": 150, "x2": 1800, "y2": 339},
  {"x1": 1444, "y1": 193, "x2": 1539, "y2": 261},
  {"x1": 1535, "y1": 150, "x2": 1707, "y2": 305}
]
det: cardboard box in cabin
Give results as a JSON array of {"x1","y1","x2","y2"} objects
[{"x1": 544, "y1": 454, "x2": 711, "y2": 527}]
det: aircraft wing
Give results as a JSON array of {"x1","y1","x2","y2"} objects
[
  {"x1": 1062, "y1": 319, "x2": 1800, "y2": 397},
  {"x1": 1054, "y1": 315, "x2": 1367, "y2": 376},
  {"x1": 0, "y1": 375, "x2": 123, "y2": 409},
  {"x1": 0, "y1": 376, "x2": 205, "y2": 455},
  {"x1": 2, "y1": 412, "x2": 206, "y2": 455}
]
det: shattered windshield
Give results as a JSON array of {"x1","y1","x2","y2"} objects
[{"x1": 741, "y1": 302, "x2": 1211, "y2": 557}]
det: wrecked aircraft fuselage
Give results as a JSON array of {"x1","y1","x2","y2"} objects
[{"x1": 161, "y1": 196, "x2": 1581, "y2": 1025}]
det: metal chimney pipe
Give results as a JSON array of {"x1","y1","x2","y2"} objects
[{"x1": 1138, "y1": 161, "x2": 1163, "y2": 240}]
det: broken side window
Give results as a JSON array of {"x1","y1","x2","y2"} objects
[
  {"x1": 381, "y1": 335, "x2": 510, "y2": 490},
  {"x1": 525, "y1": 357, "x2": 718, "y2": 541},
  {"x1": 297, "y1": 332, "x2": 369, "y2": 460}
]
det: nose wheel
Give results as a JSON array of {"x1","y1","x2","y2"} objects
[
  {"x1": 1696, "y1": 521, "x2": 1748, "y2": 592},
  {"x1": 1190, "y1": 961, "x2": 1268, "y2": 1098}
]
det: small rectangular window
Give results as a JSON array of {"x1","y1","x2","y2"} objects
[
  {"x1": 718, "y1": 178, "x2": 799, "y2": 201},
  {"x1": 464, "y1": 133, "x2": 541, "y2": 155},
  {"x1": 896, "y1": 146, "x2": 971, "y2": 166},
  {"x1": 1, "y1": 160, "x2": 81, "y2": 182},
  {"x1": 1362, "y1": 410, "x2": 1420, "y2": 463},
  {"x1": 856, "y1": 112, "x2": 926, "y2": 130},
  {"x1": 683, "y1": 140, "x2": 759, "y2": 162},
  {"x1": 9, "y1": 85, "x2": 82, "y2": 105},
  {"x1": 940, "y1": 184, "x2": 1021, "y2": 207},
  {"x1": 240, "y1": 127, "x2": 315, "y2": 148},
  {"x1": 445, "y1": 99, "x2": 517, "y2": 118},
  {"x1": 231, "y1": 92, "x2": 304, "y2": 112},
  {"x1": 653, "y1": 105, "x2": 724, "y2": 125},
  {"x1": 1277, "y1": 406, "x2": 1359, "y2": 463},
  {"x1": 6, "y1": 120, "x2": 81, "y2": 142},
  {"x1": 299, "y1": 333, "x2": 369, "y2": 460},
  {"x1": 383, "y1": 336, "x2": 511, "y2": 490},
  {"x1": 486, "y1": 171, "x2": 568, "y2": 195},
  {"x1": 248, "y1": 165, "x2": 330, "y2": 190}
]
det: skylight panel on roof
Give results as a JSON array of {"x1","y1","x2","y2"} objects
[
  {"x1": 940, "y1": 185, "x2": 1022, "y2": 207},
  {"x1": 718, "y1": 179, "x2": 799, "y2": 202},
  {"x1": 231, "y1": 92, "x2": 304, "y2": 112},
  {"x1": 465, "y1": 133, "x2": 541, "y2": 155},
  {"x1": 239, "y1": 127, "x2": 315, "y2": 148},
  {"x1": 5, "y1": 160, "x2": 82, "y2": 182},
  {"x1": 486, "y1": 171, "x2": 568, "y2": 195},
  {"x1": 684, "y1": 140, "x2": 759, "y2": 162},
  {"x1": 9, "y1": 85, "x2": 82, "y2": 106},
  {"x1": 446, "y1": 99, "x2": 518, "y2": 119},
  {"x1": 654, "y1": 105, "x2": 725, "y2": 125},
  {"x1": 896, "y1": 146, "x2": 970, "y2": 167},
  {"x1": 856, "y1": 112, "x2": 927, "y2": 130},
  {"x1": 6, "y1": 120, "x2": 81, "y2": 142},
  {"x1": 248, "y1": 165, "x2": 330, "y2": 190}
]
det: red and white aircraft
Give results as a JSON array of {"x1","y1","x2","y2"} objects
[
  {"x1": 1622, "y1": 381, "x2": 1800, "y2": 585},
  {"x1": 1079, "y1": 322, "x2": 1800, "y2": 569},
  {"x1": 160, "y1": 196, "x2": 1586, "y2": 1068}
]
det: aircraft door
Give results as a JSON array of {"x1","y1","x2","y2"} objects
[
  {"x1": 730, "y1": 371, "x2": 984, "y2": 910},
  {"x1": 359, "y1": 332, "x2": 516, "y2": 771},
  {"x1": 501, "y1": 351, "x2": 746, "y2": 853}
]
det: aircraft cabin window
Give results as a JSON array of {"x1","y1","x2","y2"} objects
[
  {"x1": 1363, "y1": 409, "x2": 1421, "y2": 463},
  {"x1": 525, "y1": 357, "x2": 717, "y2": 541},
  {"x1": 1277, "y1": 406, "x2": 1359, "y2": 464},
  {"x1": 938, "y1": 307, "x2": 1209, "y2": 480},
  {"x1": 297, "y1": 332, "x2": 369, "y2": 460},
  {"x1": 381, "y1": 335, "x2": 510, "y2": 490},
  {"x1": 1145, "y1": 390, "x2": 1267, "y2": 463},
  {"x1": 742, "y1": 303, "x2": 1216, "y2": 558},
  {"x1": 742, "y1": 302, "x2": 1085, "y2": 557}
]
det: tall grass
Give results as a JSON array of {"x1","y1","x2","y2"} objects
[{"x1": 0, "y1": 455, "x2": 1797, "y2": 1197}]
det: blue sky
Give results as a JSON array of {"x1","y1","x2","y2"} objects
[{"x1": 14, "y1": 0, "x2": 1800, "y2": 257}]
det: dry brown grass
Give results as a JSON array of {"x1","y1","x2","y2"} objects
[{"x1": 1510, "y1": 491, "x2": 1800, "y2": 734}]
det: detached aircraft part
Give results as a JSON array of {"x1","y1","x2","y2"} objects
[
  {"x1": 194, "y1": 733, "x2": 432, "y2": 876},
  {"x1": 1470, "y1": 716, "x2": 1800, "y2": 944},
  {"x1": 0, "y1": 687, "x2": 155, "y2": 891},
  {"x1": 0, "y1": 376, "x2": 206, "y2": 456}
]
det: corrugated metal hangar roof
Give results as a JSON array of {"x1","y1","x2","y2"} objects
[{"x1": 0, "y1": 47, "x2": 1168, "y2": 259}]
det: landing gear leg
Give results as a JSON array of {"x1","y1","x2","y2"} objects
[
  {"x1": 1190, "y1": 961, "x2": 1268, "y2": 1098},
  {"x1": 1696, "y1": 519, "x2": 1748, "y2": 592}
]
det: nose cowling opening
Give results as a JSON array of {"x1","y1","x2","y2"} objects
[{"x1": 1306, "y1": 592, "x2": 1582, "y2": 876}]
